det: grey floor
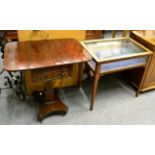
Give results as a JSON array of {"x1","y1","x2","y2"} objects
[{"x1": 0, "y1": 31, "x2": 155, "y2": 125}]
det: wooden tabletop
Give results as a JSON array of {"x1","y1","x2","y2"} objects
[
  {"x1": 132, "y1": 30, "x2": 155, "y2": 45},
  {"x1": 4, "y1": 39, "x2": 92, "y2": 71}
]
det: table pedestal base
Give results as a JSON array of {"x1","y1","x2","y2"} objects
[{"x1": 33, "y1": 89, "x2": 68, "y2": 122}]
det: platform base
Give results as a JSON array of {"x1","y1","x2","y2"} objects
[{"x1": 33, "y1": 89, "x2": 68, "y2": 122}]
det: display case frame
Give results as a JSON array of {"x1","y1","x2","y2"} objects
[{"x1": 81, "y1": 37, "x2": 153, "y2": 110}]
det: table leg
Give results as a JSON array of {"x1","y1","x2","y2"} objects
[
  {"x1": 90, "y1": 63, "x2": 100, "y2": 111},
  {"x1": 33, "y1": 81, "x2": 68, "y2": 122}
]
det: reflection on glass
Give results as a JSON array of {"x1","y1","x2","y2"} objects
[{"x1": 84, "y1": 39, "x2": 144, "y2": 60}]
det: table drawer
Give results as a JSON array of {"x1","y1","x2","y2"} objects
[{"x1": 32, "y1": 65, "x2": 72, "y2": 83}]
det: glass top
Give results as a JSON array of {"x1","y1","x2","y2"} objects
[{"x1": 83, "y1": 38, "x2": 147, "y2": 61}]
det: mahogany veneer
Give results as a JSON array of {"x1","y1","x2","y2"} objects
[
  {"x1": 4, "y1": 38, "x2": 91, "y2": 121},
  {"x1": 4, "y1": 39, "x2": 91, "y2": 71}
]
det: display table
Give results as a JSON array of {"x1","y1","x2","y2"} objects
[
  {"x1": 4, "y1": 39, "x2": 91, "y2": 121},
  {"x1": 81, "y1": 38, "x2": 152, "y2": 110}
]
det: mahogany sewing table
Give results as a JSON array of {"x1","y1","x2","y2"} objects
[{"x1": 4, "y1": 39, "x2": 91, "y2": 121}]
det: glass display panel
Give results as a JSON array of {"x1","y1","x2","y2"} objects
[{"x1": 84, "y1": 39, "x2": 145, "y2": 60}]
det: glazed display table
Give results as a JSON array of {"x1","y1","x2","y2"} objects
[
  {"x1": 4, "y1": 39, "x2": 91, "y2": 121},
  {"x1": 82, "y1": 38, "x2": 152, "y2": 110}
]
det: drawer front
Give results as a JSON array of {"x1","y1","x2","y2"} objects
[{"x1": 32, "y1": 65, "x2": 72, "y2": 83}]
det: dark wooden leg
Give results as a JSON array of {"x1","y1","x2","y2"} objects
[
  {"x1": 33, "y1": 89, "x2": 68, "y2": 122},
  {"x1": 77, "y1": 63, "x2": 84, "y2": 87},
  {"x1": 90, "y1": 63, "x2": 100, "y2": 111},
  {"x1": 136, "y1": 55, "x2": 152, "y2": 97}
]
